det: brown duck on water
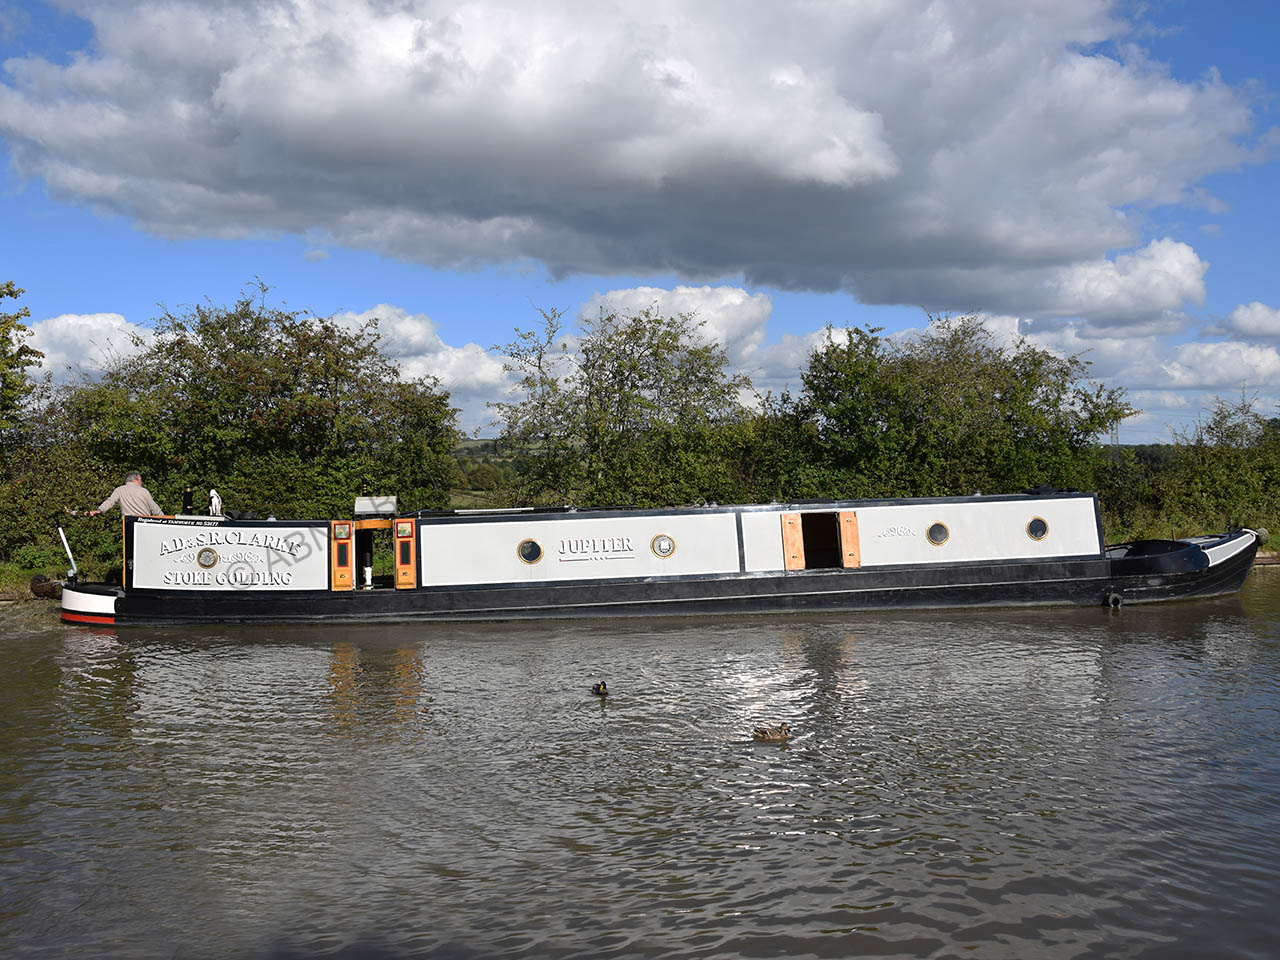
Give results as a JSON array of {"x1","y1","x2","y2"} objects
[{"x1": 752, "y1": 723, "x2": 790, "y2": 742}]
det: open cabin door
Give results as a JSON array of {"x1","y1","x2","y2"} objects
[{"x1": 781, "y1": 510, "x2": 861, "y2": 571}]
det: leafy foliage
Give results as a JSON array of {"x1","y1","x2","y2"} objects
[
  {"x1": 491, "y1": 306, "x2": 750, "y2": 506},
  {"x1": 0, "y1": 285, "x2": 459, "y2": 570},
  {"x1": 62, "y1": 284, "x2": 460, "y2": 518},
  {"x1": 793, "y1": 316, "x2": 1135, "y2": 498},
  {"x1": 3, "y1": 287, "x2": 1276, "y2": 577},
  {"x1": 0, "y1": 281, "x2": 42, "y2": 435},
  {"x1": 1148, "y1": 393, "x2": 1279, "y2": 536}
]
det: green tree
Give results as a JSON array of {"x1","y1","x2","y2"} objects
[
  {"x1": 1, "y1": 285, "x2": 461, "y2": 568},
  {"x1": 793, "y1": 324, "x2": 912, "y2": 497},
  {"x1": 467, "y1": 461, "x2": 506, "y2": 491},
  {"x1": 0, "y1": 281, "x2": 42, "y2": 434},
  {"x1": 795, "y1": 315, "x2": 1135, "y2": 498},
  {"x1": 491, "y1": 305, "x2": 751, "y2": 506},
  {"x1": 1151, "y1": 392, "x2": 1279, "y2": 535}
]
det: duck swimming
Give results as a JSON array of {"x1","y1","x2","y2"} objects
[
  {"x1": 591, "y1": 681, "x2": 608, "y2": 696},
  {"x1": 752, "y1": 723, "x2": 790, "y2": 742}
]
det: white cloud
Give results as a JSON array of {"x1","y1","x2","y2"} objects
[
  {"x1": 1155, "y1": 341, "x2": 1280, "y2": 391},
  {"x1": 1048, "y1": 239, "x2": 1207, "y2": 325},
  {"x1": 334, "y1": 303, "x2": 507, "y2": 392},
  {"x1": 1223, "y1": 301, "x2": 1280, "y2": 339},
  {"x1": 1130, "y1": 390, "x2": 1194, "y2": 411},
  {"x1": 333, "y1": 303, "x2": 510, "y2": 432},
  {"x1": 0, "y1": 0, "x2": 1262, "y2": 324},
  {"x1": 750, "y1": 328, "x2": 835, "y2": 398},
  {"x1": 27, "y1": 312, "x2": 151, "y2": 378},
  {"x1": 581, "y1": 285, "x2": 772, "y2": 367},
  {"x1": 866, "y1": 238, "x2": 1208, "y2": 334}
]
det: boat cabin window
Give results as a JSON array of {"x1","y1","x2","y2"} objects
[
  {"x1": 518, "y1": 539, "x2": 543, "y2": 564},
  {"x1": 800, "y1": 513, "x2": 843, "y2": 569}
]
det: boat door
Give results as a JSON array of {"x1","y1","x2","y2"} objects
[
  {"x1": 781, "y1": 510, "x2": 861, "y2": 570},
  {"x1": 394, "y1": 518, "x2": 417, "y2": 589},
  {"x1": 330, "y1": 521, "x2": 354, "y2": 590}
]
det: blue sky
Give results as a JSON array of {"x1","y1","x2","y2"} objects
[{"x1": 2, "y1": 0, "x2": 1278, "y2": 439}]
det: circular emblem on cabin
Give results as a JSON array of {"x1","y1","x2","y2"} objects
[
  {"x1": 1026, "y1": 517, "x2": 1049, "y2": 541},
  {"x1": 651, "y1": 534, "x2": 676, "y2": 559},
  {"x1": 517, "y1": 538, "x2": 543, "y2": 564},
  {"x1": 926, "y1": 522, "x2": 950, "y2": 546},
  {"x1": 196, "y1": 547, "x2": 219, "y2": 568}
]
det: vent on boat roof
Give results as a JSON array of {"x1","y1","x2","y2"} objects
[{"x1": 355, "y1": 496, "x2": 397, "y2": 517}]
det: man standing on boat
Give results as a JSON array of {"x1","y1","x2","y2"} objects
[{"x1": 89, "y1": 471, "x2": 164, "y2": 517}]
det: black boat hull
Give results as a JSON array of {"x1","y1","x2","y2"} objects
[{"x1": 62, "y1": 534, "x2": 1259, "y2": 625}]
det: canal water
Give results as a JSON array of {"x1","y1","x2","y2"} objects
[{"x1": 2, "y1": 574, "x2": 1278, "y2": 960}]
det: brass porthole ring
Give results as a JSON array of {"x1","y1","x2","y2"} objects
[
  {"x1": 517, "y1": 538, "x2": 543, "y2": 564},
  {"x1": 197, "y1": 548, "x2": 219, "y2": 568},
  {"x1": 651, "y1": 533, "x2": 676, "y2": 559},
  {"x1": 926, "y1": 522, "x2": 949, "y2": 546},
  {"x1": 1027, "y1": 517, "x2": 1049, "y2": 541}
]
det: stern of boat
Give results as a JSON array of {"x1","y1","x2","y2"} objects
[{"x1": 61, "y1": 583, "x2": 123, "y2": 625}]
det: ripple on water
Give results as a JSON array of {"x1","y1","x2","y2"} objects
[{"x1": 2, "y1": 576, "x2": 1280, "y2": 958}]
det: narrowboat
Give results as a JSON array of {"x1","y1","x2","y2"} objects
[{"x1": 58, "y1": 490, "x2": 1262, "y2": 625}]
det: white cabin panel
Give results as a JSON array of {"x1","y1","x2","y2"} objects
[
  {"x1": 418, "y1": 513, "x2": 740, "y2": 586},
  {"x1": 131, "y1": 519, "x2": 331, "y2": 591},
  {"x1": 740, "y1": 509, "x2": 786, "y2": 571},
  {"x1": 856, "y1": 497, "x2": 1100, "y2": 566}
]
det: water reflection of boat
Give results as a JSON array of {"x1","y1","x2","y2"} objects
[{"x1": 59, "y1": 490, "x2": 1261, "y2": 625}]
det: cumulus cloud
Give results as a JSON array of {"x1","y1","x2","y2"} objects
[
  {"x1": 1045, "y1": 239, "x2": 1208, "y2": 328},
  {"x1": 1154, "y1": 341, "x2": 1280, "y2": 391},
  {"x1": 0, "y1": 0, "x2": 1263, "y2": 324},
  {"x1": 1221, "y1": 301, "x2": 1280, "y2": 339},
  {"x1": 1021, "y1": 326, "x2": 1272, "y2": 402},
  {"x1": 27, "y1": 312, "x2": 151, "y2": 378},
  {"x1": 333, "y1": 303, "x2": 509, "y2": 432},
  {"x1": 581, "y1": 285, "x2": 772, "y2": 368},
  {"x1": 869, "y1": 238, "x2": 1208, "y2": 334}
]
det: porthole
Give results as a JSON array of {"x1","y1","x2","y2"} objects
[
  {"x1": 197, "y1": 548, "x2": 218, "y2": 569},
  {"x1": 517, "y1": 538, "x2": 543, "y2": 564},
  {"x1": 927, "y1": 522, "x2": 949, "y2": 546},
  {"x1": 651, "y1": 533, "x2": 676, "y2": 559},
  {"x1": 1027, "y1": 517, "x2": 1049, "y2": 541}
]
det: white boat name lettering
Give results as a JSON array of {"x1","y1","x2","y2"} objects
[
  {"x1": 559, "y1": 537, "x2": 634, "y2": 560},
  {"x1": 877, "y1": 525, "x2": 916, "y2": 538},
  {"x1": 158, "y1": 530, "x2": 302, "y2": 558},
  {"x1": 162, "y1": 570, "x2": 294, "y2": 586}
]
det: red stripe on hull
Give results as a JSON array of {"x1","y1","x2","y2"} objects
[{"x1": 61, "y1": 612, "x2": 117, "y2": 625}]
